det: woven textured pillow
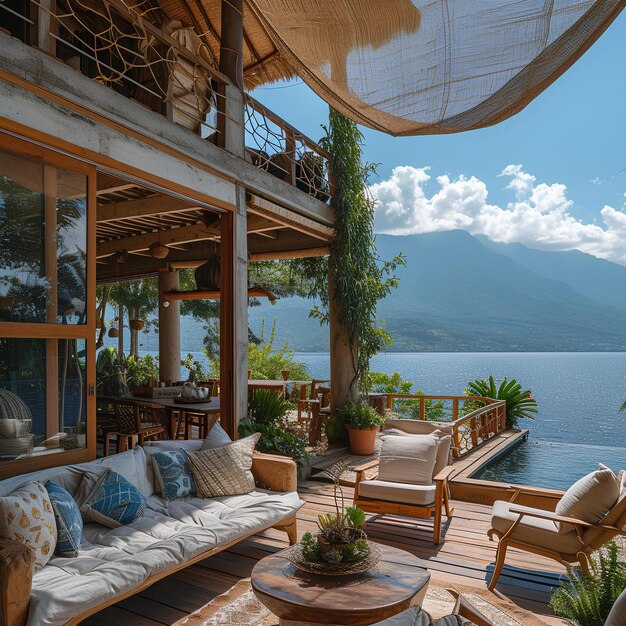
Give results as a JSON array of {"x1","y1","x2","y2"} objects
[
  {"x1": 78, "y1": 469, "x2": 146, "y2": 528},
  {"x1": 45, "y1": 480, "x2": 82, "y2": 557},
  {"x1": 0, "y1": 481, "x2": 57, "y2": 571},
  {"x1": 152, "y1": 450, "x2": 196, "y2": 500},
  {"x1": 188, "y1": 433, "x2": 260, "y2": 498}
]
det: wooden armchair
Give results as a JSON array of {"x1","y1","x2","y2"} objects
[
  {"x1": 105, "y1": 401, "x2": 168, "y2": 455},
  {"x1": 487, "y1": 484, "x2": 626, "y2": 591},
  {"x1": 353, "y1": 425, "x2": 454, "y2": 544}
]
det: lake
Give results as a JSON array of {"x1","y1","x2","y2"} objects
[{"x1": 147, "y1": 350, "x2": 626, "y2": 490}]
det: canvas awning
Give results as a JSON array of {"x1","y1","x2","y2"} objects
[{"x1": 162, "y1": 0, "x2": 624, "y2": 136}]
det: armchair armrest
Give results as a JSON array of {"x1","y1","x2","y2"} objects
[
  {"x1": 0, "y1": 539, "x2": 33, "y2": 626},
  {"x1": 251, "y1": 452, "x2": 297, "y2": 493},
  {"x1": 434, "y1": 465, "x2": 455, "y2": 482},
  {"x1": 353, "y1": 459, "x2": 379, "y2": 474},
  {"x1": 508, "y1": 506, "x2": 625, "y2": 538}
]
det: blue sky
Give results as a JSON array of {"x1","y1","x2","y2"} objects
[{"x1": 252, "y1": 13, "x2": 626, "y2": 264}]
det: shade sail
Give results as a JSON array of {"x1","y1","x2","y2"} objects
[{"x1": 245, "y1": 0, "x2": 625, "y2": 136}]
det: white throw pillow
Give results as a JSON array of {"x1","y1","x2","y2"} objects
[
  {"x1": 556, "y1": 464, "x2": 621, "y2": 532},
  {"x1": 381, "y1": 428, "x2": 451, "y2": 478},
  {"x1": 199, "y1": 422, "x2": 233, "y2": 450},
  {"x1": 378, "y1": 434, "x2": 439, "y2": 486},
  {"x1": 0, "y1": 481, "x2": 57, "y2": 571}
]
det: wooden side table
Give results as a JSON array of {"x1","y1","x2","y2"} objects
[{"x1": 251, "y1": 544, "x2": 430, "y2": 625}]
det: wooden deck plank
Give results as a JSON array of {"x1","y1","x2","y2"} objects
[{"x1": 83, "y1": 481, "x2": 565, "y2": 625}]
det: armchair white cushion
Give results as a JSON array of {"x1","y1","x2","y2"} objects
[
  {"x1": 378, "y1": 434, "x2": 439, "y2": 485},
  {"x1": 555, "y1": 464, "x2": 622, "y2": 532},
  {"x1": 359, "y1": 480, "x2": 436, "y2": 506},
  {"x1": 381, "y1": 428, "x2": 452, "y2": 478}
]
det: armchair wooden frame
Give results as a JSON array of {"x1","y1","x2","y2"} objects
[
  {"x1": 353, "y1": 462, "x2": 455, "y2": 544},
  {"x1": 487, "y1": 487, "x2": 626, "y2": 591}
]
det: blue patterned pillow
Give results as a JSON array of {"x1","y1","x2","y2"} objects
[
  {"x1": 79, "y1": 469, "x2": 146, "y2": 528},
  {"x1": 45, "y1": 480, "x2": 82, "y2": 557},
  {"x1": 152, "y1": 450, "x2": 196, "y2": 500}
]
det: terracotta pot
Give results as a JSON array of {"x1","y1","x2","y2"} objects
[
  {"x1": 347, "y1": 426, "x2": 378, "y2": 455},
  {"x1": 107, "y1": 327, "x2": 119, "y2": 338},
  {"x1": 129, "y1": 319, "x2": 144, "y2": 331}
]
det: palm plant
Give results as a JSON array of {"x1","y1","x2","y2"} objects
[
  {"x1": 466, "y1": 375, "x2": 537, "y2": 429},
  {"x1": 549, "y1": 542, "x2": 626, "y2": 626}
]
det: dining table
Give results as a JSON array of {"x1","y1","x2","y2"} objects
[{"x1": 126, "y1": 395, "x2": 221, "y2": 440}]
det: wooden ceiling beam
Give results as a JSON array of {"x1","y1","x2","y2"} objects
[
  {"x1": 97, "y1": 195, "x2": 205, "y2": 222},
  {"x1": 96, "y1": 223, "x2": 220, "y2": 258}
]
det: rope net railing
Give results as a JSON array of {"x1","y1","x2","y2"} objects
[{"x1": 0, "y1": 0, "x2": 330, "y2": 201}]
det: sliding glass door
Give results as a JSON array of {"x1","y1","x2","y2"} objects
[{"x1": 0, "y1": 135, "x2": 96, "y2": 477}]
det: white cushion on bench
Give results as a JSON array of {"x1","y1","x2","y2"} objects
[{"x1": 359, "y1": 479, "x2": 435, "y2": 506}]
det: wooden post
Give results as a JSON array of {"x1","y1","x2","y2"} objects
[
  {"x1": 158, "y1": 269, "x2": 181, "y2": 383},
  {"x1": 329, "y1": 264, "x2": 358, "y2": 416},
  {"x1": 452, "y1": 398, "x2": 459, "y2": 421},
  {"x1": 117, "y1": 304, "x2": 124, "y2": 357},
  {"x1": 217, "y1": 0, "x2": 247, "y2": 438},
  {"x1": 419, "y1": 396, "x2": 426, "y2": 420},
  {"x1": 285, "y1": 130, "x2": 297, "y2": 185},
  {"x1": 34, "y1": 0, "x2": 57, "y2": 55}
]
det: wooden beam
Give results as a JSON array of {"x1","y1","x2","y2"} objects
[
  {"x1": 97, "y1": 195, "x2": 203, "y2": 222},
  {"x1": 162, "y1": 287, "x2": 276, "y2": 303},
  {"x1": 247, "y1": 193, "x2": 335, "y2": 241},
  {"x1": 249, "y1": 246, "x2": 330, "y2": 261},
  {"x1": 96, "y1": 223, "x2": 220, "y2": 258}
]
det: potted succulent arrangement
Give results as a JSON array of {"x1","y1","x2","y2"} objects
[
  {"x1": 291, "y1": 462, "x2": 380, "y2": 574},
  {"x1": 339, "y1": 399, "x2": 387, "y2": 455}
]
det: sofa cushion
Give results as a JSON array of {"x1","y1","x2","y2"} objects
[
  {"x1": 359, "y1": 479, "x2": 435, "y2": 506},
  {"x1": 45, "y1": 480, "x2": 82, "y2": 557},
  {"x1": 381, "y1": 429, "x2": 451, "y2": 478},
  {"x1": 151, "y1": 450, "x2": 195, "y2": 500},
  {"x1": 384, "y1": 419, "x2": 453, "y2": 437},
  {"x1": 188, "y1": 433, "x2": 260, "y2": 498},
  {"x1": 491, "y1": 500, "x2": 583, "y2": 555},
  {"x1": 555, "y1": 464, "x2": 621, "y2": 532},
  {"x1": 0, "y1": 481, "x2": 57, "y2": 571},
  {"x1": 77, "y1": 469, "x2": 146, "y2": 528},
  {"x1": 373, "y1": 606, "x2": 475, "y2": 625},
  {"x1": 378, "y1": 434, "x2": 438, "y2": 485},
  {"x1": 27, "y1": 489, "x2": 303, "y2": 626}
]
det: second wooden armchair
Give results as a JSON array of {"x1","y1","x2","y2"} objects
[{"x1": 353, "y1": 419, "x2": 454, "y2": 544}]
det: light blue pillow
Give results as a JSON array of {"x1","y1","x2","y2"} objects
[
  {"x1": 45, "y1": 480, "x2": 82, "y2": 557},
  {"x1": 79, "y1": 469, "x2": 146, "y2": 528},
  {"x1": 152, "y1": 450, "x2": 196, "y2": 500}
]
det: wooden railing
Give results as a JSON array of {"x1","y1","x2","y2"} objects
[
  {"x1": 384, "y1": 394, "x2": 506, "y2": 458},
  {"x1": 1, "y1": 0, "x2": 331, "y2": 202}
]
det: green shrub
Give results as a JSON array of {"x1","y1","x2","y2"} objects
[
  {"x1": 240, "y1": 389, "x2": 311, "y2": 470},
  {"x1": 549, "y1": 542, "x2": 626, "y2": 626},
  {"x1": 338, "y1": 399, "x2": 386, "y2": 429},
  {"x1": 126, "y1": 354, "x2": 159, "y2": 387},
  {"x1": 181, "y1": 353, "x2": 209, "y2": 383},
  {"x1": 466, "y1": 375, "x2": 537, "y2": 429}
]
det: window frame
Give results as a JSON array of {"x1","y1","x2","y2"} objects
[{"x1": 0, "y1": 133, "x2": 96, "y2": 478}]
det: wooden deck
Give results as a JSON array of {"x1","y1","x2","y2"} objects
[{"x1": 84, "y1": 480, "x2": 567, "y2": 626}]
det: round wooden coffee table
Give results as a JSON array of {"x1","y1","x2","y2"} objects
[{"x1": 251, "y1": 544, "x2": 430, "y2": 626}]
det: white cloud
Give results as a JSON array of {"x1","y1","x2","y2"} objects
[{"x1": 371, "y1": 165, "x2": 626, "y2": 265}]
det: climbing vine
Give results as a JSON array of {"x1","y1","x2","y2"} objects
[{"x1": 306, "y1": 109, "x2": 405, "y2": 391}]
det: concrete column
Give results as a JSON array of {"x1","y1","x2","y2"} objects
[{"x1": 158, "y1": 269, "x2": 181, "y2": 383}]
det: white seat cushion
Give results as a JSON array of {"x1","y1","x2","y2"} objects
[
  {"x1": 359, "y1": 479, "x2": 435, "y2": 506},
  {"x1": 491, "y1": 500, "x2": 583, "y2": 555},
  {"x1": 27, "y1": 489, "x2": 303, "y2": 626}
]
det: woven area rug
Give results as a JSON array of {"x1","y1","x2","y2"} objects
[{"x1": 174, "y1": 577, "x2": 551, "y2": 626}]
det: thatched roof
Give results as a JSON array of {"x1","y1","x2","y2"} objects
[{"x1": 157, "y1": 0, "x2": 297, "y2": 89}]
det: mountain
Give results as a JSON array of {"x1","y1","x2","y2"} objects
[
  {"x1": 477, "y1": 238, "x2": 626, "y2": 312},
  {"x1": 247, "y1": 231, "x2": 626, "y2": 352}
]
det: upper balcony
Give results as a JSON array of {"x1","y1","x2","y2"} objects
[{"x1": 0, "y1": 0, "x2": 332, "y2": 207}]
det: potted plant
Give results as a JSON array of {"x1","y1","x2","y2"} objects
[
  {"x1": 339, "y1": 399, "x2": 386, "y2": 455},
  {"x1": 293, "y1": 462, "x2": 376, "y2": 573}
]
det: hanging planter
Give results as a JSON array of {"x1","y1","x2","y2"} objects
[
  {"x1": 149, "y1": 242, "x2": 169, "y2": 259},
  {"x1": 129, "y1": 319, "x2": 144, "y2": 331},
  {"x1": 107, "y1": 327, "x2": 119, "y2": 338}
]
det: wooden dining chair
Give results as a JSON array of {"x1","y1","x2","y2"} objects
[
  {"x1": 175, "y1": 381, "x2": 217, "y2": 439},
  {"x1": 105, "y1": 401, "x2": 168, "y2": 456}
]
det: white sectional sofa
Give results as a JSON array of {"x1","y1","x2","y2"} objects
[{"x1": 0, "y1": 427, "x2": 302, "y2": 626}]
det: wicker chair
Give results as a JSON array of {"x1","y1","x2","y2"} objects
[{"x1": 105, "y1": 401, "x2": 168, "y2": 456}]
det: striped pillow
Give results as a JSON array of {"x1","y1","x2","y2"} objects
[{"x1": 187, "y1": 433, "x2": 260, "y2": 498}]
